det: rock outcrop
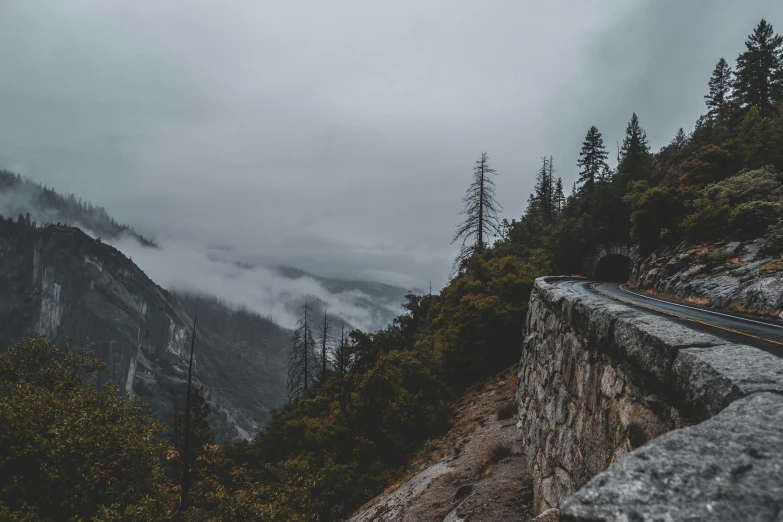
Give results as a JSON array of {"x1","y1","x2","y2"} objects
[
  {"x1": 0, "y1": 218, "x2": 290, "y2": 439},
  {"x1": 631, "y1": 239, "x2": 783, "y2": 319},
  {"x1": 518, "y1": 276, "x2": 783, "y2": 520}
]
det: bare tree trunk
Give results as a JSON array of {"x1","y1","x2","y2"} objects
[
  {"x1": 477, "y1": 156, "x2": 485, "y2": 250},
  {"x1": 178, "y1": 312, "x2": 197, "y2": 513},
  {"x1": 303, "y1": 304, "x2": 309, "y2": 394},
  {"x1": 321, "y1": 307, "x2": 329, "y2": 383}
]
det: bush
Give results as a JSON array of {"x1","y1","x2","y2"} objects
[
  {"x1": 433, "y1": 255, "x2": 536, "y2": 388},
  {"x1": 766, "y1": 219, "x2": 783, "y2": 253},
  {"x1": 730, "y1": 201, "x2": 781, "y2": 240},
  {"x1": 623, "y1": 182, "x2": 691, "y2": 253},
  {"x1": 496, "y1": 401, "x2": 517, "y2": 421},
  {"x1": 482, "y1": 442, "x2": 513, "y2": 469},
  {"x1": 0, "y1": 338, "x2": 170, "y2": 521},
  {"x1": 700, "y1": 247, "x2": 733, "y2": 268},
  {"x1": 681, "y1": 166, "x2": 783, "y2": 242}
]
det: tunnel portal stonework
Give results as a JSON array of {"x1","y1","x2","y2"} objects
[{"x1": 582, "y1": 243, "x2": 631, "y2": 279}]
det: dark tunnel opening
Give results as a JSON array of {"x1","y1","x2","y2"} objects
[{"x1": 594, "y1": 254, "x2": 631, "y2": 283}]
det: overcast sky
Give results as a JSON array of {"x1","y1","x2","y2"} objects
[{"x1": 1, "y1": 0, "x2": 782, "y2": 290}]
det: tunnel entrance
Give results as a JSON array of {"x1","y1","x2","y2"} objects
[{"x1": 594, "y1": 254, "x2": 631, "y2": 283}]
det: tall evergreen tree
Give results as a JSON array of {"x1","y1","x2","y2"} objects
[
  {"x1": 598, "y1": 164, "x2": 612, "y2": 184},
  {"x1": 705, "y1": 58, "x2": 734, "y2": 125},
  {"x1": 577, "y1": 126, "x2": 609, "y2": 191},
  {"x1": 618, "y1": 113, "x2": 650, "y2": 183},
  {"x1": 547, "y1": 155, "x2": 555, "y2": 211},
  {"x1": 534, "y1": 156, "x2": 555, "y2": 217},
  {"x1": 670, "y1": 127, "x2": 688, "y2": 149},
  {"x1": 554, "y1": 177, "x2": 565, "y2": 214},
  {"x1": 734, "y1": 19, "x2": 783, "y2": 113},
  {"x1": 333, "y1": 321, "x2": 352, "y2": 379},
  {"x1": 452, "y1": 152, "x2": 502, "y2": 272},
  {"x1": 287, "y1": 302, "x2": 318, "y2": 402}
]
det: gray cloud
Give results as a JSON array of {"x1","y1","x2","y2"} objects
[
  {"x1": 1, "y1": 0, "x2": 781, "y2": 293},
  {"x1": 110, "y1": 234, "x2": 403, "y2": 331}
]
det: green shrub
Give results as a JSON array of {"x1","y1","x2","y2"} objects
[
  {"x1": 766, "y1": 219, "x2": 783, "y2": 253},
  {"x1": 681, "y1": 166, "x2": 783, "y2": 242},
  {"x1": 701, "y1": 247, "x2": 733, "y2": 268},
  {"x1": 0, "y1": 338, "x2": 170, "y2": 521},
  {"x1": 496, "y1": 401, "x2": 517, "y2": 421},
  {"x1": 623, "y1": 182, "x2": 691, "y2": 253},
  {"x1": 730, "y1": 201, "x2": 781, "y2": 240}
]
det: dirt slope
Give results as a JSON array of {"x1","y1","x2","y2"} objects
[{"x1": 348, "y1": 367, "x2": 534, "y2": 522}]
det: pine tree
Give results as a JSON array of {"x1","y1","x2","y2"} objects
[
  {"x1": 547, "y1": 155, "x2": 555, "y2": 212},
  {"x1": 287, "y1": 302, "x2": 318, "y2": 402},
  {"x1": 534, "y1": 156, "x2": 555, "y2": 217},
  {"x1": 618, "y1": 114, "x2": 650, "y2": 183},
  {"x1": 577, "y1": 126, "x2": 609, "y2": 191},
  {"x1": 554, "y1": 177, "x2": 565, "y2": 214},
  {"x1": 734, "y1": 19, "x2": 783, "y2": 113},
  {"x1": 670, "y1": 127, "x2": 688, "y2": 149},
  {"x1": 452, "y1": 152, "x2": 502, "y2": 272},
  {"x1": 333, "y1": 321, "x2": 352, "y2": 379},
  {"x1": 598, "y1": 164, "x2": 612, "y2": 184},
  {"x1": 705, "y1": 58, "x2": 734, "y2": 125},
  {"x1": 499, "y1": 218, "x2": 512, "y2": 241}
]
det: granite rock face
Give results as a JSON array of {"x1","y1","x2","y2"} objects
[
  {"x1": 631, "y1": 239, "x2": 783, "y2": 318},
  {"x1": 0, "y1": 219, "x2": 290, "y2": 440},
  {"x1": 518, "y1": 277, "x2": 783, "y2": 520}
]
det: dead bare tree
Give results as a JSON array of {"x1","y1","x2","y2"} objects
[
  {"x1": 319, "y1": 306, "x2": 333, "y2": 384},
  {"x1": 452, "y1": 152, "x2": 502, "y2": 274},
  {"x1": 178, "y1": 311, "x2": 197, "y2": 513},
  {"x1": 287, "y1": 302, "x2": 317, "y2": 402}
]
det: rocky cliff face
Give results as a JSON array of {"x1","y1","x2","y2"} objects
[
  {"x1": 631, "y1": 239, "x2": 783, "y2": 319},
  {"x1": 0, "y1": 218, "x2": 290, "y2": 440},
  {"x1": 518, "y1": 277, "x2": 783, "y2": 521}
]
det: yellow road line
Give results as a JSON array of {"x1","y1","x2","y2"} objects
[{"x1": 588, "y1": 283, "x2": 783, "y2": 348}]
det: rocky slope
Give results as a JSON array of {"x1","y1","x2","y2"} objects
[
  {"x1": 631, "y1": 238, "x2": 783, "y2": 319},
  {"x1": 348, "y1": 368, "x2": 536, "y2": 522},
  {"x1": 0, "y1": 217, "x2": 290, "y2": 440}
]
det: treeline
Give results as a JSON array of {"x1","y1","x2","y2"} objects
[
  {"x1": 2, "y1": 18, "x2": 783, "y2": 522},
  {"x1": 0, "y1": 169, "x2": 158, "y2": 247},
  {"x1": 504, "y1": 18, "x2": 783, "y2": 273}
]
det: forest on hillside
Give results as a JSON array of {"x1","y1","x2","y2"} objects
[
  {"x1": 1, "y1": 18, "x2": 783, "y2": 522},
  {"x1": 0, "y1": 170, "x2": 159, "y2": 247}
]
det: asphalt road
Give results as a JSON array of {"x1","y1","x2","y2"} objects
[{"x1": 553, "y1": 279, "x2": 783, "y2": 358}]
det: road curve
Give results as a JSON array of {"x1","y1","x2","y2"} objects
[{"x1": 552, "y1": 279, "x2": 783, "y2": 358}]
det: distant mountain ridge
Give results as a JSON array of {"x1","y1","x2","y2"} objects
[
  {"x1": 273, "y1": 265, "x2": 418, "y2": 331},
  {"x1": 0, "y1": 169, "x2": 157, "y2": 247},
  {"x1": 0, "y1": 169, "x2": 423, "y2": 438},
  {"x1": 1, "y1": 169, "x2": 417, "y2": 333},
  {"x1": 0, "y1": 217, "x2": 290, "y2": 439}
]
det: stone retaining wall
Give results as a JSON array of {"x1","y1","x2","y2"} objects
[{"x1": 517, "y1": 276, "x2": 783, "y2": 521}]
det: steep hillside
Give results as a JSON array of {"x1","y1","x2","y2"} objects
[
  {"x1": 0, "y1": 169, "x2": 157, "y2": 247},
  {"x1": 0, "y1": 216, "x2": 290, "y2": 440},
  {"x1": 0, "y1": 169, "x2": 414, "y2": 334},
  {"x1": 348, "y1": 368, "x2": 535, "y2": 522}
]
